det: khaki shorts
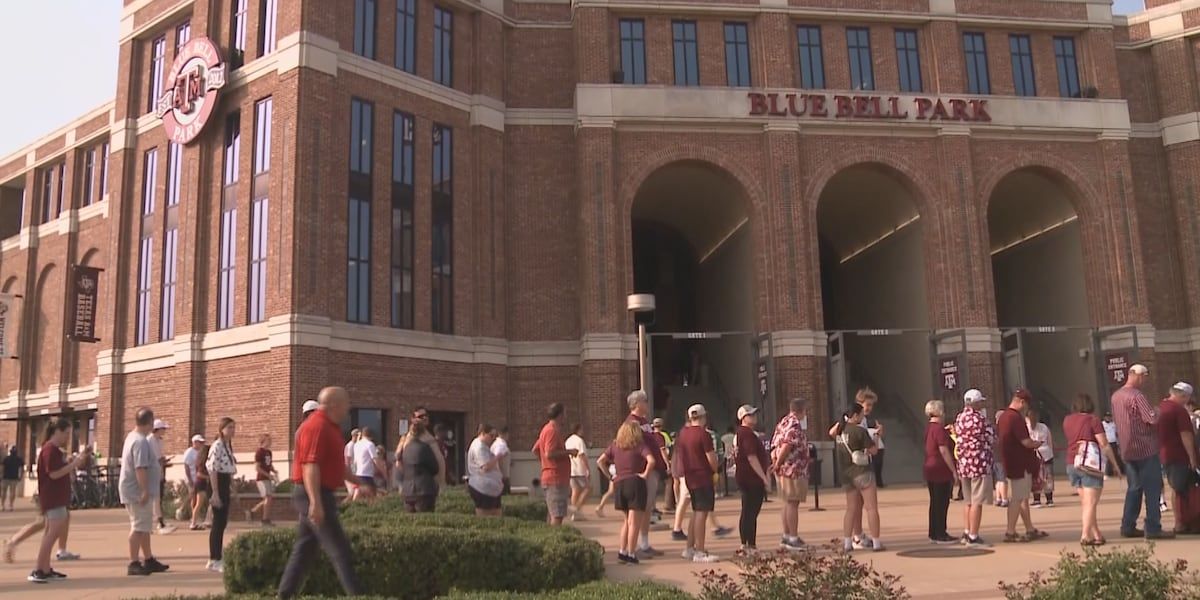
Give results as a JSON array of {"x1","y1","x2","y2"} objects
[
  {"x1": 778, "y1": 475, "x2": 809, "y2": 503},
  {"x1": 1008, "y1": 475, "x2": 1032, "y2": 502},
  {"x1": 544, "y1": 485, "x2": 570, "y2": 519},
  {"x1": 963, "y1": 475, "x2": 993, "y2": 506},
  {"x1": 44, "y1": 506, "x2": 68, "y2": 521},
  {"x1": 256, "y1": 480, "x2": 276, "y2": 498},
  {"x1": 126, "y1": 501, "x2": 155, "y2": 533},
  {"x1": 843, "y1": 472, "x2": 876, "y2": 491}
]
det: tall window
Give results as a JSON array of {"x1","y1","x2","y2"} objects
[
  {"x1": 1009, "y1": 34, "x2": 1036, "y2": 97},
  {"x1": 895, "y1": 29, "x2": 922, "y2": 92},
  {"x1": 796, "y1": 25, "x2": 825, "y2": 89},
  {"x1": 672, "y1": 21, "x2": 699, "y2": 86},
  {"x1": 55, "y1": 163, "x2": 64, "y2": 217},
  {"x1": 40, "y1": 167, "x2": 53, "y2": 224},
  {"x1": 391, "y1": 112, "x2": 415, "y2": 329},
  {"x1": 431, "y1": 125, "x2": 453, "y2": 334},
  {"x1": 218, "y1": 112, "x2": 240, "y2": 331},
  {"x1": 619, "y1": 19, "x2": 646, "y2": 85},
  {"x1": 724, "y1": 22, "x2": 751, "y2": 87},
  {"x1": 1054, "y1": 36, "x2": 1081, "y2": 98},
  {"x1": 148, "y1": 35, "x2": 166, "y2": 113},
  {"x1": 160, "y1": 226, "x2": 178, "y2": 340},
  {"x1": 142, "y1": 148, "x2": 158, "y2": 216},
  {"x1": 99, "y1": 142, "x2": 110, "y2": 197},
  {"x1": 348, "y1": 99, "x2": 373, "y2": 324},
  {"x1": 166, "y1": 142, "x2": 182, "y2": 207},
  {"x1": 81, "y1": 148, "x2": 95, "y2": 207},
  {"x1": 232, "y1": 0, "x2": 248, "y2": 54},
  {"x1": 249, "y1": 98, "x2": 272, "y2": 324},
  {"x1": 136, "y1": 237, "x2": 153, "y2": 346},
  {"x1": 433, "y1": 7, "x2": 453, "y2": 87},
  {"x1": 963, "y1": 32, "x2": 990, "y2": 94},
  {"x1": 259, "y1": 0, "x2": 278, "y2": 56},
  {"x1": 176, "y1": 21, "x2": 191, "y2": 49},
  {"x1": 354, "y1": 0, "x2": 377, "y2": 59},
  {"x1": 846, "y1": 27, "x2": 874, "y2": 90},
  {"x1": 396, "y1": 0, "x2": 416, "y2": 74}
]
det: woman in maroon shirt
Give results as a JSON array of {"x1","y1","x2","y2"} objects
[
  {"x1": 1063, "y1": 393, "x2": 1123, "y2": 546},
  {"x1": 923, "y1": 400, "x2": 958, "y2": 544},
  {"x1": 598, "y1": 421, "x2": 655, "y2": 565}
]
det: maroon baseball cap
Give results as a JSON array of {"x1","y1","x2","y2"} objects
[{"x1": 1013, "y1": 388, "x2": 1033, "y2": 402}]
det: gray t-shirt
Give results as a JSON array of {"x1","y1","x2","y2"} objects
[{"x1": 119, "y1": 431, "x2": 160, "y2": 504}]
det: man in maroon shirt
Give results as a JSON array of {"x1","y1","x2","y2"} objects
[
  {"x1": 997, "y1": 389, "x2": 1045, "y2": 543},
  {"x1": 278, "y1": 387, "x2": 364, "y2": 599},
  {"x1": 29, "y1": 418, "x2": 91, "y2": 583},
  {"x1": 676, "y1": 404, "x2": 720, "y2": 563},
  {"x1": 1159, "y1": 382, "x2": 1199, "y2": 533},
  {"x1": 626, "y1": 389, "x2": 668, "y2": 556}
]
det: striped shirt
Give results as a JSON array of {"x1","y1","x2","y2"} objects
[{"x1": 1111, "y1": 386, "x2": 1159, "y2": 462}]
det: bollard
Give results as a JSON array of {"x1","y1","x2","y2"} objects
[{"x1": 808, "y1": 443, "x2": 825, "y2": 512}]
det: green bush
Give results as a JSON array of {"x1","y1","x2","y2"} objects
[
  {"x1": 438, "y1": 580, "x2": 692, "y2": 599},
  {"x1": 999, "y1": 546, "x2": 1200, "y2": 600},
  {"x1": 698, "y1": 545, "x2": 909, "y2": 600},
  {"x1": 340, "y1": 488, "x2": 547, "y2": 523}
]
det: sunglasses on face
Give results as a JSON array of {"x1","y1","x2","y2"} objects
[{"x1": 414, "y1": 413, "x2": 429, "y2": 420}]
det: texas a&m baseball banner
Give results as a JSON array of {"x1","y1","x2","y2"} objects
[
  {"x1": 69, "y1": 266, "x2": 102, "y2": 343},
  {"x1": 0, "y1": 293, "x2": 13, "y2": 358}
]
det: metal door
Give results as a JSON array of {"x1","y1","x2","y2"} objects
[
  {"x1": 751, "y1": 333, "x2": 775, "y2": 426},
  {"x1": 827, "y1": 332, "x2": 849, "y2": 417},
  {"x1": 1001, "y1": 328, "x2": 1026, "y2": 396}
]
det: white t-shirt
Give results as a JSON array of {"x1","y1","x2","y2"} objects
[
  {"x1": 565, "y1": 434, "x2": 589, "y2": 477},
  {"x1": 354, "y1": 439, "x2": 379, "y2": 478},
  {"x1": 1030, "y1": 421, "x2": 1054, "y2": 463},
  {"x1": 183, "y1": 446, "x2": 199, "y2": 482},
  {"x1": 1103, "y1": 420, "x2": 1119, "y2": 444},
  {"x1": 491, "y1": 436, "x2": 511, "y2": 477},
  {"x1": 467, "y1": 437, "x2": 503, "y2": 497}
]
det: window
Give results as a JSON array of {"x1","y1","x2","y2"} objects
[
  {"x1": 148, "y1": 35, "x2": 166, "y2": 113},
  {"x1": 846, "y1": 27, "x2": 874, "y2": 90},
  {"x1": 136, "y1": 237, "x2": 153, "y2": 346},
  {"x1": 348, "y1": 99, "x2": 373, "y2": 324},
  {"x1": 963, "y1": 32, "x2": 990, "y2": 94},
  {"x1": 99, "y1": 142, "x2": 109, "y2": 197},
  {"x1": 392, "y1": 112, "x2": 415, "y2": 329},
  {"x1": 433, "y1": 7, "x2": 453, "y2": 87},
  {"x1": 354, "y1": 0, "x2": 377, "y2": 59},
  {"x1": 176, "y1": 21, "x2": 191, "y2": 49},
  {"x1": 218, "y1": 112, "x2": 240, "y2": 331},
  {"x1": 81, "y1": 148, "x2": 95, "y2": 208},
  {"x1": 55, "y1": 163, "x2": 64, "y2": 217},
  {"x1": 249, "y1": 98, "x2": 272, "y2": 324},
  {"x1": 259, "y1": 0, "x2": 278, "y2": 56},
  {"x1": 724, "y1": 22, "x2": 751, "y2": 87},
  {"x1": 432, "y1": 125, "x2": 453, "y2": 334},
  {"x1": 142, "y1": 148, "x2": 157, "y2": 215},
  {"x1": 1054, "y1": 36, "x2": 1081, "y2": 98},
  {"x1": 396, "y1": 0, "x2": 416, "y2": 74},
  {"x1": 619, "y1": 19, "x2": 646, "y2": 85},
  {"x1": 1009, "y1": 34, "x2": 1036, "y2": 97},
  {"x1": 895, "y1": 29, "x2": 922, "y2": 92},
  {"x1": 346, "y1": 408, "x2": 387, "y2": 450},
  {"x1": 166, "y1": 142, "x2": 182, "y2": 207},
  {"x1": 232, "y1": 0, "x2": 248, "y2": 54},
  {"x1": 796, "y1": 25, "x2": 825, "y2": 89},
  {"x1": 160, "y1": 227, "x2": 178, "y2": 340},
  {"x1": 672, "y1": 21, "x2": 699, "y2": 86},
  {"x1": 39, "y1": 166, "x2": 55, "y2": 224}
]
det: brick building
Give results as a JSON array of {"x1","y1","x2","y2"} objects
[{"x1": 2, "y1": 0, "x2": 1200, "y2": 481}]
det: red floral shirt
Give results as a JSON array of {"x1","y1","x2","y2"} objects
[
  {"x1": 770, "y1": 413, "x2": 810, "y2": 479},
  {"x1": 953, "y1": 407, "x2": 995, "y2": 479}
]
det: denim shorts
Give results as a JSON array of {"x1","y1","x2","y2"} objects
[{"x1": 1067, "y1": 466, "x2": 1103, "y2": 490}]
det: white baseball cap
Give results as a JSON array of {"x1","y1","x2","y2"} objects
[
  {"x1": 302, "y1": 399, "x2": 320, "y2": 414},
  {"x1": 687, "y1": 404, "x2": 707, "y2": 419},
  {"x1": 1130, "y1": 364, "x2": 1150, "y2": 375},
  {"x1": 736, "y1": 404, "x2": 759, "y2": 421},
  {"x1": 1172, "y1": 382, "x2": 1194, "y2": 396},
  {"x1": 153, "y1": 419, "x2": 169, "y2": 430},
  {"x1": 190, "y1": 434, "x2": 205, "y2": 443},
  {"x1": 963, "y1": 389, "x2": 986, "y2": 404}
]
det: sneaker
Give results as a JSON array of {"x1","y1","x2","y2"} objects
[
  {"x1": 672, "y1": 530, "x2": 688, "y2": 541},
  {"x1": 1031, "y1": 499, "x2": 1042, "y2": 507},
  {"x1": 642, "y1": 546, "x2": 664, "y2": 557},
  {"x1": 681, "y1": 547, "x2": 696, "y2": 560},
  {"x1": 852, "y1": 537, "x2": 869, "y2": 550},
  {"x1": 965, "y1": 535, "x2": 989, "y2": 547},
  {"x1": 144, "y1": 557, "x2": 170, "y2": 573},
  {"x1": 635, "y1": 548, "x2": 655, "y2": 560},
  {"x1": 931, "y1": 535, "x2": 958, "y2": 545},
  {"x1": 46, "y1": 569, "x2": 67, "y2": 580},
  {"x1": 872, "y1": 539, "x2": 886, "y2": 552},
  {"x1": 713, "y1": 526, "x2": 733, "y2": 538},
  {"x1": 127, "y1": 561, "x2": 151, "y2": 576},
  {"x1": 28, "y1": 570, "x2": 49, "y2": 584},
  {"x1": 692, "y1": 551, "x2": 720, "y2": 563},
  {"x1": 156, "y1": 525, "x2": 177, "y2": 535},
  {"x1": 842, "y1": 538, "x2": 853, "y2": 552},
  {"x1": 735, "y1": 546, "x2": 759, "y2": 557},
  {"x1": 959, "y1": 533, "x2": 970, "y2": 545},
  {"x1": 1121, "y1": 528, "x2": 1146, "y2": 538},
  {"x1": 206, "y1": 559, "x2": 224, "y2": 573},
  {"x1": 617, "y1": 551, "x2": 637, "y2": 565},
  {"x1": 1145, "y1": 531, "x2": 1176, "y2": 540},
  {"x1": 189, "y1": 523, "x2": 204, "y2": 531},
  {"x1": 781, "y1": 537, "x2": 805, "y2": 551},
  {"x1": 1045, "y1": 501, "x2": 1056, "y2": 507},
  {"x1": 55, "y1": 550, "x2": 80, "y2": 560}
]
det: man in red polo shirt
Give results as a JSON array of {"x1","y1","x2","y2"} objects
[
  {"x1": 997, "y1": 389, "x2": 1046, "y2": 543},
  {"x1": 1159, "y1": 382, "x2": 1199, "y2": 533},
  {"x1": 533, "y1": 402, "x2": 576, "y2": 526},
  {"x1": 278, "y1": 387, "x2": 364, "y2": 599}
]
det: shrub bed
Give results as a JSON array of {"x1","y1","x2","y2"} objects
[
  {"x1": 340, "y1": 488, "x2": 547, "y2": 523},
  {"x1": 999, "y1": 546, "x2": 1200, "y2": 600},
  {"x1": 439, "y1": 580, "x2": 692, "y2": 599}
]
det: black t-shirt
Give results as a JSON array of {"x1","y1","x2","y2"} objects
[{"x1": 2, "y1": 454, "x2": 22, "y2": 480}]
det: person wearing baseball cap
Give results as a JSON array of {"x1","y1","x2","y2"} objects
[
  {"x1": 734, "y1": 404, "x2": 770, "y2": 554},
  {"x1": 149, "y1": 420, "x2": 175, "y2": 535},
  {"x1": 997, "y1": 388, "x2": 1047, "y2": 543},
  {"x1": 1159, "y1": 382, "x2": 1198, "y2": 533},
  {"x1": 183, "y1": 435, "x2": 206, "y2": 531},
  {"x1": 676, "y1": 404, "x2": 719, "y2": 563},
  {"x1": 954, "y1": 388, "x2": 993, "y2": 546},
  {"x1": 1111, "y1": 363, "x2": 1173, "y2": 539},
  {"x1": 302, "y1": 400, "x2": 319, "y2": 420}
]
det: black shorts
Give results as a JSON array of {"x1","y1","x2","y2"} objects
[
  {"x1": 689, "y1": 485, "x2": 716, "y2": 512},
  {"x1": 1164, "y1": 463, "x2": 1195, "y2": 495},
  {"x1": 358, "y1": 476, "x2": 378, "y2": 490},
  {"x1": 614, "y1": 478, "x2": 647, "y2": 513},
  {"x1": 194, "y1": 479, "x2": 211, "y2": 494},
  {"x1": 469, "y1": 486, "x2": 503, "y2": 510}
]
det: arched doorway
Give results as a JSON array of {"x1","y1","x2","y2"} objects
[
  {"x1": 631, "y1": 161, "x2": 754, "y2": 433},
  {"x1": 988, "y1": 167, "x2": 1091, "y2": 422},
  {"x1": 817, "y1": 163, "x2": 931, "y2": 482}
]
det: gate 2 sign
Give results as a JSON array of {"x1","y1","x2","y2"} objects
[
  {"x1": 156, "y1": 37, "x2": 227, "y2": 145},
  {"x1": 1106, "y1": 354, "x2": 1130, "y2": 386}
]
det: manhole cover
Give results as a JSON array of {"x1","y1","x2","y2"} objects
[{"x1": 896, "y1": 547, "x2": 995, "y2": 558}]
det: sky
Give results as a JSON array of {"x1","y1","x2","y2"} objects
[{"x1": 0, "y1": 0, "x2": 1152, "y2": 158}]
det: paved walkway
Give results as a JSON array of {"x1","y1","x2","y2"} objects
[{"x1": 1, "y1": 482, "x2": 1198, "y2": 599}]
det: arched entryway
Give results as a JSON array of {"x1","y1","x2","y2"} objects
[{"x1": 631, "y1": 160, "x2": 755, "y2": 432}]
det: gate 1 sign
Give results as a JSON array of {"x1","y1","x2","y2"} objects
[
  {"x1": 69, "y1": 266, "x2": 102, "y2": 343},
  {"x1": 940, "y1": 358, "x2": 960, "y2": 392},
  {"x1": 1106, "y1": 354, "x2": 1129, "y2": 386}
]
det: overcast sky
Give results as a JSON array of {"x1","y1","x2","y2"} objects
[{"x1": 0, "y1": 0, "x2": 1152, "y2": 158}]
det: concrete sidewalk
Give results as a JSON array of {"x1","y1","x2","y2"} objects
[{"x1": 0, "y1": 481, "x2": 1197, "y2": 599}]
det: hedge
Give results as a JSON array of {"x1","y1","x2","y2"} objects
[
  {"x1": 340, "y1": 488, "x2": 548, "y2": 523},
  {"x1": 439, "y1": 581, "x2": 693, "y2": 600}
]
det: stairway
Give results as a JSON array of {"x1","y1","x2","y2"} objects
[
  {"x1": 869, "y1": 395, "x2": 928, "y2": 485},
  {"x1": 659, "y1": 384, "x2": 734, "y2": 434}
]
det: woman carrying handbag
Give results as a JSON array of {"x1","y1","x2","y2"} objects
[{"x1": 1063, "y1": 394, "x2": 1122, "y2": 546}]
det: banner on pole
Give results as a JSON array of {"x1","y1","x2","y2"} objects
[
  {"x1": 69, "y1": 266, "x2": 102, "y2": 343},
  {"x1": 0, "y1": 293, "x2": 12, "y2": 358}
]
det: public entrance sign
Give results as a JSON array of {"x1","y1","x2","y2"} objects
[
  {"x1": 757, "y1": 363, "x2": 768, "y2": 403},
  {"x1": 1106, "y1": 354, "x2": 1130, "y2": 386},
  {"x1": 939, "y1": 357, "x2": 960, "y2": 392},
  {"x1": 157, "y1": 37, "x2": 227, "y2": 144}
]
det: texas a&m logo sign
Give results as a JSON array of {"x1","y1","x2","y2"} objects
[{"x1": 156, "y1": 37, "x2": 227, "y2": 144}]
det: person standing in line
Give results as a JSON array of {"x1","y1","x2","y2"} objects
[
  {"x1": 352, "y1": 427, "x2": 386, "y2": 501},
  {"x1": 26, "y1": 418, "x2": 91, "y2": 583},
  {"x1": 655, "y1": 418, "x2": 676, "y2": 513},
  {"x1": 771, "y1": 398, "x2": 811, "y2": 551},
  {"x1": 467, "y1": 424, "x2": 504, "y2": 516},
  {"x1": 625, "y1": 390, "x2": 667, "y2": 557},
  {"x1": 118, "y1": 408, "x2": 170, "y2": 577},
  {"x1": 955, "y1": 389, "x2": 994, "y2": 546},
  {"x1": 533, "y1": 402, "x2": 576, "y2": 526},
  {"x1": 399, "y1": 418, "x2": 442, "y2": 512},
  {"x1": 2, "y1": 445, "x2": 21, "y2": 511},
  {"x1": 677, "y1": 404, "x2": 720, "y2": 563},
  {"x1": 1102, "y1": 412, "x2": 1123, "y2": 477},
  {"x1": 923, "y1": 400, "x2": 958, "y2": 544},
  {"x1": 277, "y1": 387, "x2": 364, "y2": 598},
  {"x1": 205, "y1": 417, "x2": 238, "y2": 573},
  {"x1": 733, "y1": 404, "x2": 770, "y2": 555},
  {"x1": 565, "y1": 424, "x2": 591, "y2": 521},
  {"x1": 342, "y1": 429, "x2": 360, "y2": 505},
  {"x1": 301, "y1": 399, "x2": 319, "y2": 421},
  {"x1": 834, "y1": 404, "x2": 885, "y2": 552},
  {"x1": 189, "y1": 442, "x2": 212, "y2": 531},
  {"x1": 948, "y1": 422, "x2": 965, "y2": 501},
  {"x1": 1158, "y1": 382, "x2": 1198, "y2": 534},
  {"x1": 992, "y1": 410, "x2": 1010, "y2": 508},
  {"x1": 249, "y1": 434, "x2": 278, "y2": 525},
  {"x1": 720, "y1": 426, "x2": 736, "y2": 497},
  {"x1": 997, "y1": 389, "x2": 1047, "y2": 543},
  {"x1": 182, "y1": 435, "x2": 208, "y2": 530},
  {"x1": 149, "y1": 420, "x2": 176, "y2": 535},
  {"x1": 599, "y1": 421, "x2": 656, "y2": 565},
  {"x1": 493, "y1": 426, "x2": 512, "y2": 495},
  {"x1": 1028, "y1": 407, "x2": 1055, "y2": 507},
  {"x1": 1111, "y1": 364, "x2": 1174, "y2": 539},
  {"x1": 1064, "y1": 393, "x2": 1123, "y2": 545},
  {"x1": 858, "y1": 389, "x2": 887, "y2": 488}
]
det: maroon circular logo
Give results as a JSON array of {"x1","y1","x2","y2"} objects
[{"x1": 157, "y1": 37, "x2": 227, "y2": 145}]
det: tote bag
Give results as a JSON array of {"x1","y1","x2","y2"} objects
[{"x1": 1073, "y1": 440, "x2": 1105, "y2": 478}]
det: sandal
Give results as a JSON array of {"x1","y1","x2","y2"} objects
[
  {"x1": 1093, "y1": 537, "x2": 1107, "y2": 546},
  {"x1": 1080, "y1": 538, "x2": 1101, "y2": 547},
  {"x1": 1025, "y1": 529, "x2": 1050, "y2": 540},
  {"x1": 1003, "y1": 532, "x2": 1026, "y2": 543}
]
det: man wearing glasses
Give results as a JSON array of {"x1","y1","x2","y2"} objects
[{"x1": 394, "y1": 408, "x2": 446, "y2": 492}]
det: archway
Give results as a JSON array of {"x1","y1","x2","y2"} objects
[
  {"x1": 988, "y1": 167, "x2": 1091, "y2": 423},
  {"x1": 817, "y1": 163, "x2": 931, "y2": 482},
  {"x1": 631, "y1": 161, "x2": 754, "y2": 432}
]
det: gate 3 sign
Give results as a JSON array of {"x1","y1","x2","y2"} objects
[
  {"x1": 748, "y1": 92, "x2": 992, "y2": 122},
  {"x1": 156, "y1": 37, "x2": 227, "y2": 144}
]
